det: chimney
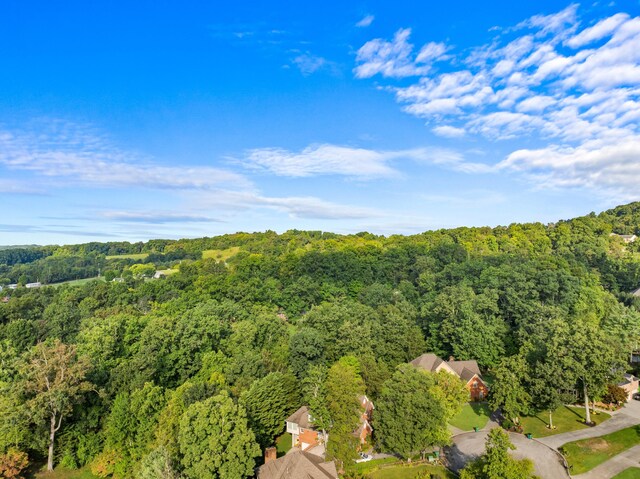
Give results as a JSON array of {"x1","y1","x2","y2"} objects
[{"x1": 264, "y1": 447, "x2": 277, "y2": 463}]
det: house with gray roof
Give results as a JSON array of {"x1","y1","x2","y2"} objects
[
  {"x1": 257, "y1": 448, "x2": 338, "y2": 479},
  {"x1": 410, "y1": 353, "x2": 489, "y2": 401}
]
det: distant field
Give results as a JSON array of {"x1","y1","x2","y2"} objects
[
  {"x1": 105, "y1": 253, "x2": 149, "y2": 260},
  {"x1": 157, "y1": 268, "x2": 179, "y2": 275},
  {"x1": 49, "y1": 277, "x2": 106, "y2": 288},
  {"x1": 202, "y1": 246, "x2": 241, "y2": 262}
]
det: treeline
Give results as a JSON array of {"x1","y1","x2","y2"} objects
[{"x1": 0, "y1": 203, "x2": 639, "y2": 478}]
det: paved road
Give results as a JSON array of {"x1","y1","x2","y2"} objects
[
  {"x1": 446, "y1": 429, "x2": 569, "y2": 479},
  {"x1": 572, "y1": 444, "x2": 640, "y2": 479},
  {"x1": 538, "y1": 402, "x2": 640, "y2": 450}
]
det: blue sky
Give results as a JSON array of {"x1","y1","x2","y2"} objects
[{"x1": 2, "y1": 1, "x2": 640, "y2": 244}]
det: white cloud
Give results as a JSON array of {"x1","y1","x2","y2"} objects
[
  {"x1": 240, "y1": 143, "x2": 489, "y2": 178},
  {"x1": 498, "y1": 138, "x2": 640, "y2": 200},
  {"x1": 99, "y1": 211, "x2": 222, "y2": 224},
  {"x1": 0, "y1": 122, "x2": 249, "y2": 191},
  {"x1": 353, "y1": 5, "x2": 640, "y2": 199},
  {"x1": 432, "y1": 125, "x2": 466, "y2": 138},
  {"x1": 354, "y1": 29, "x2": 448, "y2": 78},
  {"x1": 566, "y1": 13, "x2": 629, "y2": 47},
  {"x1": 291, "y1": 52, "x2": 330, "y2": 75},
  {"x1": 356, "y1": 14, "x2": 375, "y2": 28}
]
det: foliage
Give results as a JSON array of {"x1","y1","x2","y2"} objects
[
  {"x1": 178, "y1": 392, "x2": 260, "y2": 479},
  {"x1": 0, "y1": 449, "x2": 29, "y2": 479},
  {"x1": 375, "y1": 364, "x2": 453, "y2": 459},
  {"x1": 603, "y1": 384, "x2": 628, "y2": 405},
  {"x1": 459, "y1": 428, "x2": 537, "y2": 479},
  {"x1": 0, "y1": 203, "x2": 639, "y2": 475}
]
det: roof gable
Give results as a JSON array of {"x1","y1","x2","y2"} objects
[{"x1": 258, "y1": 450, "x2": 338, "y2": 479}]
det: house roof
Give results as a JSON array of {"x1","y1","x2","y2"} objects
[
  {"x1": 447, "y1": 360, "x2": 482, "y2": 382},
  {"x1": 619, "y1": 373, "x2": 640, "y2": 387},
  {"x1": 631, "y1": 287, "x2": 640, "y2": 297},
  {"x1": 410, "y1": 353, "x2": 446, "y2": 372},
  {"x1": 411, "y1": 353, "x2": 484, "y2": 383},
  {"x1": 258, "y1": 449, "x2": 338, "y2": 479},
  {"x1": 286, "y1": 406, "x2": 313, "y2": 429}
]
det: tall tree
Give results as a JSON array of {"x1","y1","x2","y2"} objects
[
  {"x1": 324, "y1": 357, "x2": 366, "y2": 472},
  {"x1": 20, "y1": 340, "x2": 92, "y2": 472},
  {"x1": 178, "y1": 392, "x2": 260, "y2": 479},
  {"x1": 490, "y1": 355, "x2": 532, "y2": 426},
  {"x1": 375, "y1": 364, "x2": 451, "y2": 459},
  {"x1": 240, "y1": 372, "x2": 299, "y2": 448}
]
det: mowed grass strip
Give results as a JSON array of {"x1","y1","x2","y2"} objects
[
  {"x1": 202, "y1": 246, "x2": 241, "y2": 262},
  {"x1": 561, "y1": 425, "x2": 640, "y2": 474},
  {"x1": 367, "y1": 464, "x2": 455, "y2": 479},
  {"x1": 449, "y1": 402, "x2": 492, "y2": 431},
  {"x1": 613, "y1": 467, "x2": 640, "y2": 479},
  {"x1": 520, "y1": 405, "x2": 610, "y2": 438},
  {"x1": 105, "y1": 253, "x2": 149, "y2": 260}
]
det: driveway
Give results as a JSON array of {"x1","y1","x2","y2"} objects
[
  {"x1": 539, "y1": 402, "x2": 640, "y2": 450},
  {"x1": 445, "y1": 429, "x2": 569, "y2": 479}
]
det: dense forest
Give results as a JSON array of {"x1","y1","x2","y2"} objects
[{"x1": 1, "y1": 202, "x2": 640, "y2": 478}]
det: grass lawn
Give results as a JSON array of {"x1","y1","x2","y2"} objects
[
  {"x1": 613, "y1": 468, "x2": 640, "y2": 479},
  {"x1": 275, "y1": 433, "x2": 292, "y2": 457},
  {"x1": 49, "y1": 277, "x2": 105, "y2": 288},
  {"x1": 33, "y1": 466, "x2": 98, "y2": 479},
  {"x1": 366, "y1": 464, "x2": 455, "y2": 479},
  {"x1": 561, "y1": 425, "x2": 640, "y2": 474},
  {"x1": 105, "y1": 253, "x2": 149, "y2": 260},
  {"x1": 202, "y1": 247, "x2": 241, "y2": 262},
  {"x1": 520, "y1": 405, "x2": 611, "y2": 438},
  {"x1": 449, "y1": 402, "x2": 492, "y2": 431}
]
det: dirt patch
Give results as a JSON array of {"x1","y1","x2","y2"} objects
[{"x1": 581, "y1": 438, "x2": 610, "y2": 451}]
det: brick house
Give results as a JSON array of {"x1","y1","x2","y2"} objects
[
  {"x1": 285, "y1": 395, "x2": 375, "y2": 452},
  {"x1": 619, "y1": 373, "x2": 640, "y2": 401},
  {"x1": 410, "y1": 353, "x2": 489, "y2": 401}
]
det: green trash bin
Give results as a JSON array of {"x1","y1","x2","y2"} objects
[
  {"x1": 473, "y1": 426, "x2": 479, "y2": 432},
  {"x1": 434, "y1": 450, "x2": 440, "y2": 458},
  {"x1": 526, "y1": 433, "x2": 532, "y2": 439}
]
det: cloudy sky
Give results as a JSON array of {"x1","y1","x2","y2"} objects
[{"x1": 2, "y1": 1, "x2": 640, "y2": 244}]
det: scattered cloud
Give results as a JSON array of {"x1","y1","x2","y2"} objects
[
  {"x1": 291, "y1": 52, "x2": 332, "y2": 75},
  {"x1": 354, "y1": 29, "x2": 449, "y2": 78},
  {"x1": 356, "y1": 14, "x2": 375, "y2": 28},
  {"x1": 355, "y1": 5, "x2": 640, "y2": 198},
  {"x1": 432, "y1": 125, "x2": 466, "y2": 138},
  {"x1": 99, "y1": 211, "x2": 223, "y2": 224},
  {"x1": 239, "y1": 143, "x2": 490, "y2": 178},
  {"x1": 0, "y1": 121, "x2": 250, "y2": 191}
]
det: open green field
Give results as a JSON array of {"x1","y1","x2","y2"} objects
[
  {"x1": 34, "y1": 466, "x2": 97, "y2": 479},
  {"x1": 105, "y1": 253, "x2": 149, "y2": 260},
  {"x1": 157, "y1": 268, "x2": 179, "y2": 276},
  {"x1": 450, "y1": 402, "x2": 492, "y2": 431},
  {"x1": 49, "y1": 277, "x2": 105, "y2": 288},
  {"x1": 561, "y1": 425, "x2": 640, "y2": 474},
  {"x1": 202, "y1": 246, "x2": 241, "y2": 262},
  {"x1": 520, "y1": 405, "x2": 611, "y2": 438},
  {"x1": 613, "y1": 468, "x2": 640, "y2": 479}
]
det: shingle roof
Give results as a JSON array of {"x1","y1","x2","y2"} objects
[
  {"x1": 411, "y1": 354, "x2": 483, "y2": 383},
  {"x1": 258, "y1": 449, "x2": 338, "y2": 479},
  {"x1": 447, "y1": 360, "x2": 481, "y2": 380},
  {"x1": 286, "y1": 406, "x2": 313, "y2": 429},
  {"x1": 409, "y1": 353, "x2": 445, "y2": 372},
  {"x1": 631, "y1": 287, "x2": 640, "y2": 297}
]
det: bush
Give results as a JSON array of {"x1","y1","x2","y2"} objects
[{"x1": 0, "y1": 449, "x2": 29, "y2": 479}]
